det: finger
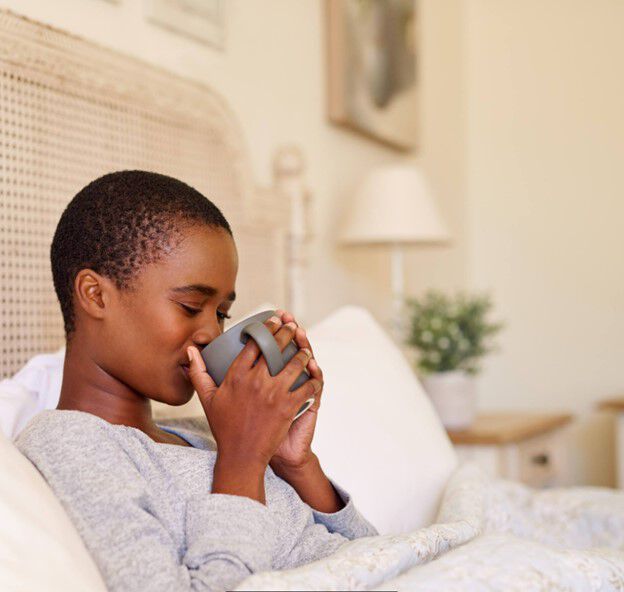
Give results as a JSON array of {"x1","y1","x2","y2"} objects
[
  {"x1": 279, "y1": 310, "x2": 297, "y2": 325},
  {"x1": 275, "y1": 321, "x2": 298, "y2": 351},
  {"x1": 254, "y1": 320, "x2": 298, "y2": 375},
  {"x1": 267, "y1": 315, "x2": 283, "y2": 332},
  {"x1": 277, "y1": 346, "x2": 313, "y2": 389},
  {"x1": 290, "y1": 376, "x2": 322, "y2": 415},
  {"x1": 293, "y1": 326, "x2": 314, "y2": 358},
  {"x1": 294, "y1": 329, "x2": 322, "y2": 383},
  {"x1": 186, "y1": 346, "x2": 217, "y2": 400},
  {"x1": 233, "y1": 315, "x2": 282, "y2": 369},
  {"x1": 307, "y1": 358, "x2": 323, "y2": 408},
  {"x1": 307, "y1": 356, "x2": 323, "y2": 381}
]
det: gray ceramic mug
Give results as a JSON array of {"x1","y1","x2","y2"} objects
[{"x1": 199, "y1": 309, "x2": 315, "y2": 421}]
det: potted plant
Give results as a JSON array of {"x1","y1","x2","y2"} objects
[{"x1": 404, "y1": 290, "x2": 503, "y2": 430}]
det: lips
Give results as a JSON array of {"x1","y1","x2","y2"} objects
[{"x1": 180, "y1": 363, "x2": 190, "y2": 379}]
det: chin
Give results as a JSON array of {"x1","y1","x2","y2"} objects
[
  {"x1": 150, "y1": 392, "x2": 194, "y2": 411},
  {"x1": 169, "y1": 387, "x2": 196, "y2": 406},
  {"x1": 150, "y1": 379, "x2": 196, "y2": 408},
  {"x1": 179, "y1": 389, "x2": 196, "y2": 405}
]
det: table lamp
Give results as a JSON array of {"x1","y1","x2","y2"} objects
[{"x1": 338, "y1": 164, "x2": 450, "y2": 341}]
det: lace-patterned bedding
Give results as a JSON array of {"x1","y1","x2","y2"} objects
[{"x1": 234, "y1": 462, "x2": 624, "y2": 590}]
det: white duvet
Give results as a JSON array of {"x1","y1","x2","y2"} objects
[{"x1": 235, "y1": 461, "x2": 624, "y2": 591}]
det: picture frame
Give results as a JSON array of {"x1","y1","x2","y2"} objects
[
  {"x1": 326, "y1": 0, "x2": 418, "y2": 151},
  {"x1": 145, "y1": 0, "x2": 225, "y2": 49}
]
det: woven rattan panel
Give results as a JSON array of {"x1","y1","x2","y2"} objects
[{"x1": 0, "y1": 10, "x2": 286, "y2": 379}]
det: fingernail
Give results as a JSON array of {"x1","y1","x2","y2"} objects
[
  {"x1": 285, "y1": 321, "x2": 297, "y2": 331},
  {"x1": 187, "y1": 347, "x2": 193, "y2": 364},
  {"x1": 269, "y1": 316, "x2": 281, "y2": 325},
  {"x1": 301, "y1": 347, "x2": 312, "y2": 358}
]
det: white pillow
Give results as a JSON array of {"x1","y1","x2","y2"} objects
[
  {"x1": 0, "y1": 429, "x2": 107, "y2": 591},
  {"x1": 0, "y1": 348, "x2": 65, "y2": 440},
  {"x1": 307, "y1": 305, "x2": 458, "y2": 535}
]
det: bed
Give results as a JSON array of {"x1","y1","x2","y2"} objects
[{"x1": 1, "y1": 9, "x2": 623, "y2": 592}]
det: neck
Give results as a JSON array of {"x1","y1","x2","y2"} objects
[{"x1": 57, "y1": 332, "x2": 158, "y2": 434}]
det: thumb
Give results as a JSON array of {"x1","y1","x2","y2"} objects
[{"x1": 186, "y1": 346, "x2": 217, "y2": 402}]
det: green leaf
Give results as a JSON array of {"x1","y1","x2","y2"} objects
[{"x1": 403, "y1": 289, "x2": 504, "y2": 375}]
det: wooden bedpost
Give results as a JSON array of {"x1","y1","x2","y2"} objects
[{"x1": 273, "y1": 146, "x2": 313, "y2": 324}]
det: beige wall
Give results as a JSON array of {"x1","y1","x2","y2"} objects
[
  {"x1": 464, "y1": 0, "x2": 624, "y2": 485},
  {"x1": 4, "y1": 0, "x2": 623, "y2": 484},
  {"x1": 2, "y1": 0, "x2": 466, "y2": 321},
  {"x1": 4, "y1": 0, "x2": 443, "y2": 322}
]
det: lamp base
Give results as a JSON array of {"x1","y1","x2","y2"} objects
[{"x1": 386, "y1": 311, "x2": 408, "y2": 345}]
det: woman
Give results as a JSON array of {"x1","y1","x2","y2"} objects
[{"x1": 16, "y1": 170, "x2": 378, "y2": 591}]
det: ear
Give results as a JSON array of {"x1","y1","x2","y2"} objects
[{"x1": 73, "y1": 269, "x2": 115, "y2": 322}]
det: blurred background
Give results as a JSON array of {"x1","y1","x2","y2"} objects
[{"x1": 2, "y1": 0, "x2": 623, "y2": 487}]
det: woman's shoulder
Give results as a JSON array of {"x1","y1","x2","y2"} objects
[
  {"x1": 15, "y1": 409, "x2": 131, "y2": 466},
  {"x1": 16, "y1": 409, "x2": 112, "y2": 443},
  {"x1": 15, "y1": 410, "x2": 216, "y2": 460},
  {"x1": 14, "y1": 410, "x2": 161, "y2": 512}
]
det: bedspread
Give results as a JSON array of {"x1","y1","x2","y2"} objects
[{"x1": 234, "y1": 461, "x2": 624, "y2": 591}]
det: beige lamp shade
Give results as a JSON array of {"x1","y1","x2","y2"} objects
[{"x1": 339, "y1": 165, "x2": 450, "y2": 245}]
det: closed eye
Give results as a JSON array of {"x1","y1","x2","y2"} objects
[
  {"x1": 179, "y1": 303, "x2": 201, "y2": 316},
  {"x1": 179, "y1": 303, "x2": 231, "y2": 321}
]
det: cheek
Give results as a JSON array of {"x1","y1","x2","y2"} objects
[
  {"x1": 117, "y1": 303, "x2": 193, "y2": 395},
  {"x1": 141, "y1": 303, "x2": 188, "y2": 350},
  {"x1": 116, "y1": 301, "x2": 187, "y2": 363}
]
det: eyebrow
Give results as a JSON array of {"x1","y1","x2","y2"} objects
[{"x1": 171, "y1": 284, "x2": 236, "y2": 301}]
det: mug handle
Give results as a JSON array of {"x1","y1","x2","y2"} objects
[
  {"x1": 240, "y1": 321, "x2": 285, "y2": 377},
  {"x1": 241, "y1": 320, "x2": 314, "y2": 421}
]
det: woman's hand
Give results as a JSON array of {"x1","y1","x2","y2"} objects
[
  {"x1": 265, "y1": 311, "x2": 339, "y2": 513},
  {"x1": 186, "y1": 315, "x2": 322, "y2": 472},
  {"x1": 266, "y1": 309, "x2": 325, "y2": 475}
]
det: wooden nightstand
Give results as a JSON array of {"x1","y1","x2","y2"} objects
[
  {"x1": 598, "y1": 397, "x2": 624, "y2": 489},
  {"x1": 446, "y1": 413, "x2": 573, "y2": 488}
]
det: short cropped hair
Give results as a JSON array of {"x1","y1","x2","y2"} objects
[{"x1": 50, "y1": 170, "x2": 232, "y2": 340}]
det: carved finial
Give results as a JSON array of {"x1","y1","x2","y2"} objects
[{"x1": 273, "y1": 145, "x2": 304, "y2": 178}]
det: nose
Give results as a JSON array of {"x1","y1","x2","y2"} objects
[{"x1": 192, "y1": 320, "x2": 223, "y2": 352}]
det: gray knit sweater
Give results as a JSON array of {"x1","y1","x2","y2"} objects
[{"x1": 15, "y1": 409, "x2": 378, "y2": 591}]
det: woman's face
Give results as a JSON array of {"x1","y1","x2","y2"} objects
[{"x1": 99, "y1": 224, "x2": 238, "y2": 406}]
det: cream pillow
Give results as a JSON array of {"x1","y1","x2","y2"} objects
[
  {"x1": 307, "y1": 305, "x2": 458, "y2": 535},
  {"x1": 0, "y1": 430, "x2": 106, "y2": 591}
]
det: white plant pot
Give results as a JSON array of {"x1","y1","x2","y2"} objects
[{"x1": 421, "y1": 370, "x2": 476, "y2": 430}]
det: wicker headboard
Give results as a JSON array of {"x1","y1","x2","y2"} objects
[{"x1": 0, "y1": 9, "x2": 292, "y2": 380}]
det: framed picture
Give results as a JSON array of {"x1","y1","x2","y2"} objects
[
  {"x1": 326, "y1": 0, "x2": 418, "y2": 151},
  {"x1": 145, "y1": 0, "x2": 225, "y2": 49}
]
